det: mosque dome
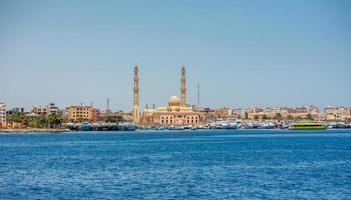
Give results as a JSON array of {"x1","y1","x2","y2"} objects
[{"x1": 168, "y1": 96, "x2": 180, "y2": 107}]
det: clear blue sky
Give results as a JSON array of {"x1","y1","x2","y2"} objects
[{"x1": 1, "y1": 0, "x2": 350, "y2": 111}]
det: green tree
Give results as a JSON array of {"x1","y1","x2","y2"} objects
[
  {"x1": 10, "y1": 112, "x2": 26, "y2": 123},
  {"x1": 237, "y1": 114, "x2": 242, "y2": 119},
  {"x1": 47, "y1": 113, "x2": 64, "y2": 128},
  {"x1": 253, "y1": 115, "x2": 259, "y2": 121},
  {"x1": 274, "y1": 113, "x2": 283, "y2": 121},
  {"x1": 306, "y1": 113, "x2": 313, "y2": 121},
  {"x1": 262, "y1": 115, "x2": 267, "y2": 120},
  {"x1": 286, "y1": 115, "x2": 294, "y2": 120},
  {"x1": 38, "y1": 115, "x2": 49, "y2": 128},
  {"x1": 244, "y1": 112, "x2": 248, "y2": 119}
]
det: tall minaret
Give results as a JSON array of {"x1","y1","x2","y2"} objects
[
  {"x1": 133, "y1": 64, "x2": 140, "y2": 123},
  {"x1": 180, "y1": 64, "x2": 187, "y2": 107}
]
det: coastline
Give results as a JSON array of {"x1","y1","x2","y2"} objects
[{"x1": 0, "y1": 128, "x2": 71, "y2": 133}]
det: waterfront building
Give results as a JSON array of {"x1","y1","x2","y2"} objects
[
  {"x1": 214, "y1": 107, "x2": 231, "y2": 119},
  {"x1": 324, "y1": 106, "x2": 351, "y2": 122},
  {"x1": 0, "y1": 103, "x2": 6, "y2": 128},
  {"x1": 193, "y1": 107, "x2": 216, "y2": 123},
  {"x1": 6, "y1": 107, "x2": 26, "y2": 115},
  {"x1": 32, "y1": 103, "x2": 59, "y2": 115},
  {"x1": 231, "y1": 108, "x2": 244, "y2": 119},
  {"x1": 92, "y1": 108, "x2": 101, "y2": 122},
  {"x1": 140, "y1": 65, "x2": 201, "y2": 125},
  {"x1": 115, "y1": 110, "x2": 133, "y2": 123},
  {"x1": 47, "y1": 103, "x2": 59, "y2": 114},
  {"x1": 67, "y1": 106, "x2": 93, "y2": 122},
  {"x1": 243, "y1": 105, "x2": 321, "y2": 121},
  {"x1": 32, "y1": 105, "x2": 47, "y2": 115}
]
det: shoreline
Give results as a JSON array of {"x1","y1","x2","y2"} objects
[{"x1": 0, "y1": 128, "x2": 71, "y2": 133}]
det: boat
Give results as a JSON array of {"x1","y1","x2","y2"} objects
[
  {"x1": 329, "y1": 122, "x2": 347, "y2": 129},
  {"x1": 169, "y1": 125, "x2": 184, "y2": 130},
  {"x1": 227, "y1": 122, "x2": 238, "y2": 129},
  {"x1": 66, "y1": 123, "x2": 78, "y2": 131},
  {"x1": 155, "y1": 125, "x2": 167, "y2": 130},
  {"x1": 220, "y1": 123, "x2": 228, "y2": 129},
  {"x1": 243, "y1": 122, "x2": 260, "y2": 129},
  {"x1": 289, "y1": 122, "x2": 327, "y2": 130},
  {"x1": 78, "y1": 122, "x2": 92, "y2": 131},
  {"x1": 126, "y1": 124, "x2": 136, "y2": 131},
  {"x1": 117, "y1": 123, "x2": 136, "y2": 131},
  {"x1": 259, "y1": 122, "x2": 275, "y2": 129}
]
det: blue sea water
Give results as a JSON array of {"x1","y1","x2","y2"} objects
[{"x1": 0, "y1": 130, "x2": 351, "y2": 200}]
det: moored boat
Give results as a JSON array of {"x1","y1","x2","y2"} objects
[
  {"x1": 289, "y1": 122, "x2": 327, "y2": 130},
  {"x1": 78, "y1": 122, "x2": 92, "y2": 131}
]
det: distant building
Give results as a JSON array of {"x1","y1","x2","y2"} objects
[
  {"x1": 0, "y1": 103, "x2": 6, "y2": 128},
  {"x1": 195, "y1": 107, "x2": 216, "y2": 123},
  {"x1": 243, "y1": 105, "x2": 321, "y2": 121},
  {"x1": 115, "y1": 110, "x2": 133, "y2": 123},
  {"x1": 67, "y1": 106, "x2": 93, "y2": 122},
  {"x1": 32, "y1": 105, "x2": 48, "y2": 115},
  {"x1": 231, "y1": 108, "x2": 244, "y2": 119},
  {"x1": 142, "y1": 96, "x2": 200, "y2": 125},
  {"x1": 32, "y1": 103, "x2": 59, "y2": 115},
  {"x1": 6, "y1": 107, "x2": 26, "y2": 115},
  {"x1": 47, "y1": 103, "x2": 59, "y2": 114},
  {"x1": 324, "y1": 106, "x2": 351, "y2": 122},
  {"x1": 214, "y1": 107, "x2": 231, "y2": 119},
  {"x1": 92, "y1": 108, "x2": 101, "y2": 122},
  {"x1": 140, "y1": 65, "x2": 201, "y2": 125}
]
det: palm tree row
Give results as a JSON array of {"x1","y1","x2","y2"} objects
[{"x1": 9, "y1": 113, "x2": 64, "y2": 128}]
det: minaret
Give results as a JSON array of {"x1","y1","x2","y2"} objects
[
  {"x1": 133, "y1": 64, "x2": 140, "y2": 123},
  {"x1": 180, "y1": 64, "x2": 187, "y2": 107}
]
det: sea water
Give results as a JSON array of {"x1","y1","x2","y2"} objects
[{"x1": 1, "y1": 129, "x2": 351, "y2": 199}]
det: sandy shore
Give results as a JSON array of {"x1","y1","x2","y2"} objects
[{"x1": 0, "y1": 128, "x2": 71, "y2": 133}]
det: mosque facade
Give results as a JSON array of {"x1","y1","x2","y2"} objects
[{"x1": 133, "y1": 64, "x2": 201, "y2": 125}]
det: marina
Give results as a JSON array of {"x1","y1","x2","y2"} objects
[{"x1": 62, "y1": 121, "x2": 351, "y2": 132}]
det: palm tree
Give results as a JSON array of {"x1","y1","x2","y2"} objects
[
  {"x1": 262, "y1": 115, "x2": 267, "y2": 120},
  {"x1": 38, "y1": 115, "x2": 48, "y2": 128},
  {"x1": 253, "y1": 115, "x2": 259, "y2": 121},
  {"x1": 286, "y1": 115, "x2": 294, "y2": 120},
  {"x1": 244, "y1": 112, "x2": 248, "y2": 120},
  {"x1": 306, "y1": 113, "x2": 313, "y2": 121},
  {"x1": 47, "y1": 113, "x2": 63, "y2": 128},
  {"x1": 274, "y1": 113, "x2": 282, "y2": 121}
]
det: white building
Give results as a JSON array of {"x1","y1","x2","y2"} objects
[
  {"x1": 0, "y1": 102, "x2": 6, "y2": 128},
  {"x1": 32, "y1": 103, "x2": 59, "y2": 115}
]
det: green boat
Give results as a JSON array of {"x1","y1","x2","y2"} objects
[{"x1": 289, "y1": 122, "x2": 327, "y2": 130}]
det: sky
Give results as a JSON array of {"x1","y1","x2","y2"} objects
[{"x1": 0, "y1": 0, "x2": 350, "y2": 111}]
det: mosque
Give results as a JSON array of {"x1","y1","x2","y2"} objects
[{"x1": 133, "y1": 64, "x2": 200, "y2": 125}]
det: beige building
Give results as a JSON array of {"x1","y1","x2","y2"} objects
[
  {"x1": 138, "y1": 65, "x2": 201, "y2": 125},
  {"x1": 324, "y1": 106, "x2": 351, "y2": 121},
  {"x1": 67, "y1": 106, "x2": 93, "y2": 122},
  {"x1": 142, "y1": 96, "x2": 200, "y2": 125},
  {"x1": 214, "y1": 107, "x2": 231, "y2": 118},
  {"x1": 244, "y1": 105, "x2": 321, "y2": 120},
  {"x1": 32, "y1": 103, "x2": 59, "y2": 115},
  {"x1": 0, "y1": 102, "x2": 6, "y2": 128}
]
